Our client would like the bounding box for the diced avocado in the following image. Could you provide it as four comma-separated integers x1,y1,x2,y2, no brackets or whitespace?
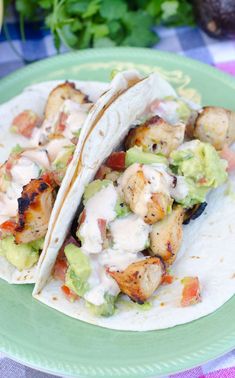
52,145,75,171
176,100,191,123
86,293,116,317
115,199,130,217
0,236,40,271
170,141,228,207
64,244,91,296
29,237,44,251
11,144,24,155
125,146,168,167
83,179,111,204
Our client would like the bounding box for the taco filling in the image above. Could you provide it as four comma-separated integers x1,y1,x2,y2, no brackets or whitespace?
53,109,228,315
0,82,92,272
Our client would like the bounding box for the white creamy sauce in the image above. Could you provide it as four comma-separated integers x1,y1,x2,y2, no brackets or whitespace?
150,163,188,201
45,138,73,162
110,214,150,253
151,100,180,125
29,99,90,147
171,175,188,201
62,100,91,140
22,149,50,170
0,156,41,223
79,184,118,254
100,249,147,273
84,265,120,306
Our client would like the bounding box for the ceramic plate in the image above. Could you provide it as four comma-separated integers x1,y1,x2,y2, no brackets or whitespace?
0,48,234,377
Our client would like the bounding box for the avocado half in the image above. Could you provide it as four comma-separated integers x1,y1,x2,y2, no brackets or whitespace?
193,0,235,38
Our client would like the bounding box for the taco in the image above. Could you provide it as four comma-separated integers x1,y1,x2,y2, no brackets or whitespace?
0,71,142,284
34,72,235,330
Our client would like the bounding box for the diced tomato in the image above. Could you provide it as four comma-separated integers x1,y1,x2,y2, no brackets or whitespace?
181,276,201,307
98,218,106,240
5,160,13,173
12,110,41,138
53,259,68,281
106,151,126,171
61,285,79,302
95,165,111,180
220,145,235,172
56,112,68,133
162,274,174,285
0,220,16,233
198,177,207,185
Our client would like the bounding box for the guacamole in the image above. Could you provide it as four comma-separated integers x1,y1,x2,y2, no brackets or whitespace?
170,140,228,207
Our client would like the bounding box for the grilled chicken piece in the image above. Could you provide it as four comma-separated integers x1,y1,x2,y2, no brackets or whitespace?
122,168,172,224
186,106,235,150
45,82,89,120
109,257,165,304
125,115,185,157
14,178,55,244
149,205,184,265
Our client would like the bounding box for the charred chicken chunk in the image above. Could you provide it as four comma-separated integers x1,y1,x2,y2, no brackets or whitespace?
149,206,184,265
120,165,172,224
125,115,185,157
45,82,89,120
109,257,165,304
187,106,235,150
14,178,55,244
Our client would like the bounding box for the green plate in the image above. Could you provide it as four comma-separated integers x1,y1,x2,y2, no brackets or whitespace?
0,48,234,378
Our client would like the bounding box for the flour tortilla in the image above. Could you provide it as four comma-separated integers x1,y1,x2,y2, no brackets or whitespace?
34,72,235,330
0,71,142,284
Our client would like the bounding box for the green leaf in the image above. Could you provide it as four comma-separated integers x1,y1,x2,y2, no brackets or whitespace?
60,24,79,47
66,0,89,15
91,23,109,38
146,0,162,17
71,19,83,32
93,37,116,47
100,0,127,20
15,0,38,18
161,1,179,21
53,31,61,51
121,10,158,47
122,10,154,31
79,22,93,48
121,28,158,47
82,0,101,18
38,0,53,10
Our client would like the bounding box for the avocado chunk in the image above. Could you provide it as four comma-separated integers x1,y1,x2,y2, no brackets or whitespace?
86,293,116,317
83,179,111,204
176,100,192,124
170,140,228,207
0,236,42,271
125,146,168,167
52,145,75,170
115,199,130,217
64,244,91,296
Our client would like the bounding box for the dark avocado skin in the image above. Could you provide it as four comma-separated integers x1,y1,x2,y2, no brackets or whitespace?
193,0,235,38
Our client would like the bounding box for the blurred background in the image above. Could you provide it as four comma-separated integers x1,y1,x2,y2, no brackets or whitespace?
0,0,235,78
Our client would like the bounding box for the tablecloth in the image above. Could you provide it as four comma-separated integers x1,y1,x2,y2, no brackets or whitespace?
0,16,235,378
